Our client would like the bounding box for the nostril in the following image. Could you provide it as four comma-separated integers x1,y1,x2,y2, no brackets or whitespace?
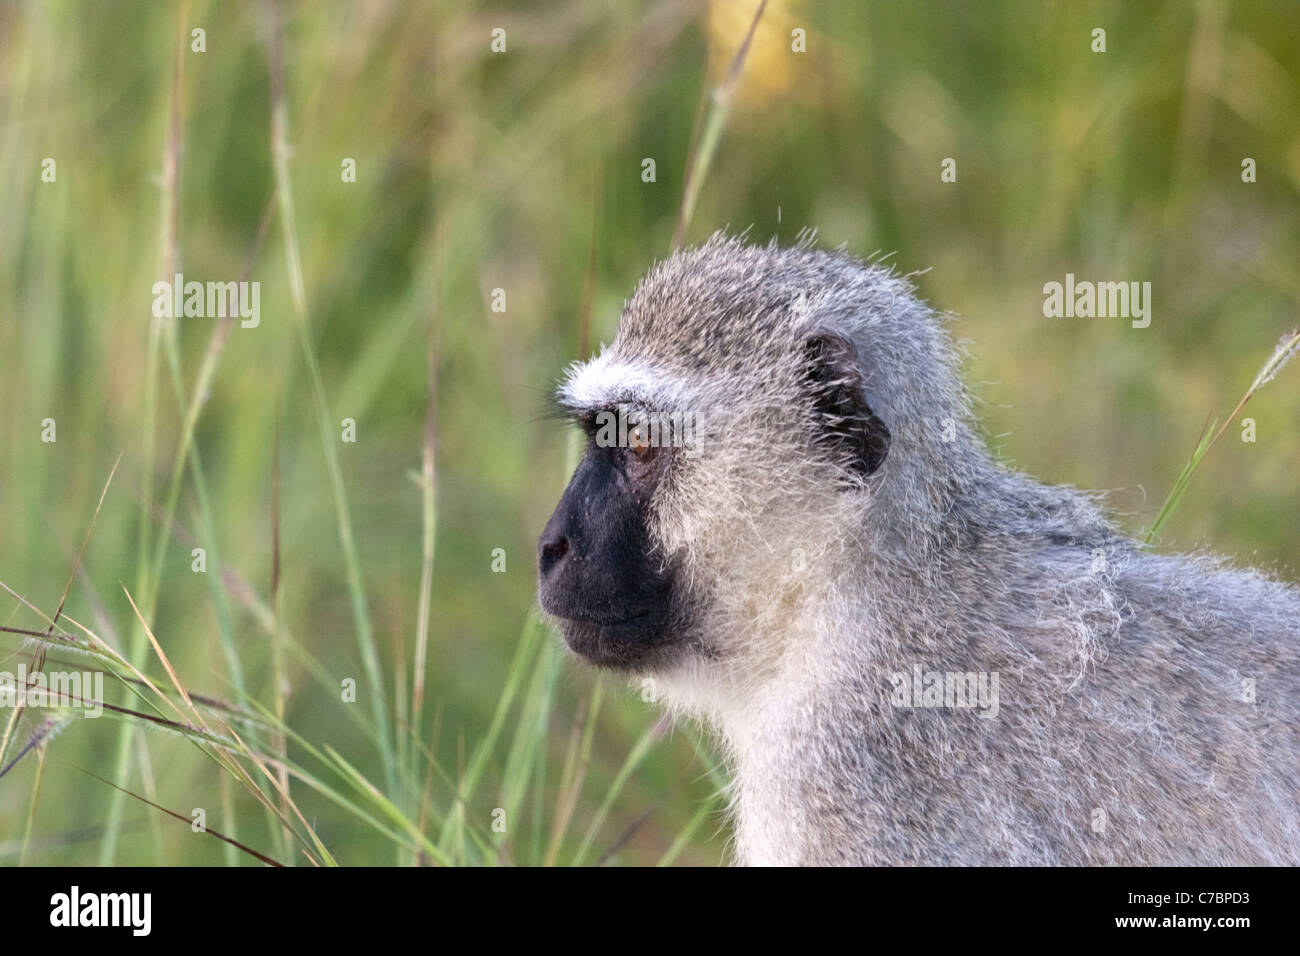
540,535,569,575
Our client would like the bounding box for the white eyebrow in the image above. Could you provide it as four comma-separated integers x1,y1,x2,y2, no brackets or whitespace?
558,351,683,409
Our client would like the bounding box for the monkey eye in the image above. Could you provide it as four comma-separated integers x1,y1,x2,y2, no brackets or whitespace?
620,422,664,477
628,423,653,455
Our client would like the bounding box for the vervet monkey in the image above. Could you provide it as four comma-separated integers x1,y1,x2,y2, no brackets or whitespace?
538,234,1300,865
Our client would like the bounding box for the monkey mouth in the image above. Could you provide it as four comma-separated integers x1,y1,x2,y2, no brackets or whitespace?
547,610,672,670
554,608,653,628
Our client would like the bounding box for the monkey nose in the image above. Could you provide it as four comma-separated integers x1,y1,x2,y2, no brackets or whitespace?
538,532,570,578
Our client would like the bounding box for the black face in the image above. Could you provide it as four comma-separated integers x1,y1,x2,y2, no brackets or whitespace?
537,420,680,670
540,332,889,671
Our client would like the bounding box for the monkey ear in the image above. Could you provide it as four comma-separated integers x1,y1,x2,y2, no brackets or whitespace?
802,332,891,477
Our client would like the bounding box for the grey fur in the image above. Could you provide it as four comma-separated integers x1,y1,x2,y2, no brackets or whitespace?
556,233,1300,866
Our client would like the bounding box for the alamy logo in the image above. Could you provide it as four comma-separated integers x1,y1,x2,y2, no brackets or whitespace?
889,664,1000,719
151,273,260,328
0,665,103,717
49,886,151,936
1042,273,1151,328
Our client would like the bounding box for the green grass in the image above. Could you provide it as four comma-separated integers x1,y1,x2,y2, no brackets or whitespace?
1,0,1297,866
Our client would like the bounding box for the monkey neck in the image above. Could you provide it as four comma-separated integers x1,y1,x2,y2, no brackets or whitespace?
657,457,1129,862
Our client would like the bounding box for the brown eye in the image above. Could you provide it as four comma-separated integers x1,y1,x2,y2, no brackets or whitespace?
629,424,653,455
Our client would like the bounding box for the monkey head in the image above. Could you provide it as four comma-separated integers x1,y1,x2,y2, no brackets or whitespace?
538,235,968,678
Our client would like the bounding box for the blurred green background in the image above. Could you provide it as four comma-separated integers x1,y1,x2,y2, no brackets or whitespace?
1,0,1297,865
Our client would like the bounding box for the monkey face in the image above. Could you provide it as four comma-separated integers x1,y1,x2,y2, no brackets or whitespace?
537,417,686,671
539,331,893,675
541,238,904,674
